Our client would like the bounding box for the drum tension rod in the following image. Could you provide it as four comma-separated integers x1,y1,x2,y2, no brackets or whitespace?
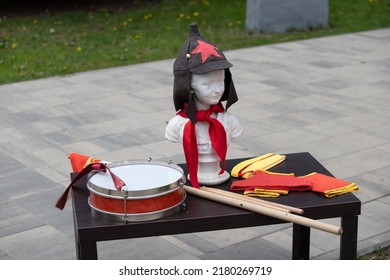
122,188,128,224
179,182,186,212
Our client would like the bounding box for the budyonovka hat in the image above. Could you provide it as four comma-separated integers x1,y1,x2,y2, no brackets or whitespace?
173,22,238,122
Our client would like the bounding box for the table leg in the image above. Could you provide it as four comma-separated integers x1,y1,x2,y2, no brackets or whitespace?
292,224,310,260
78,241,98,260
340,215,358,260
72,204,81,260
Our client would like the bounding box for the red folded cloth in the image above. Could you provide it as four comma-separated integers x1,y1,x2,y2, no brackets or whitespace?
56,153,122,210
300,172,359,197
68,152,102,172
230,170,313,192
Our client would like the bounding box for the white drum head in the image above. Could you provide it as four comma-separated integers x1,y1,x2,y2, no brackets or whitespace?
90,164,182,191
87,160,185,197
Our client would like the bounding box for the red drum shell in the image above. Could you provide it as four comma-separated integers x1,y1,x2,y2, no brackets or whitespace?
89,187,185,214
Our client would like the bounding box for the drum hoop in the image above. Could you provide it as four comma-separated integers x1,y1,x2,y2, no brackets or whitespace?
87,183,182,200
87,160,185,197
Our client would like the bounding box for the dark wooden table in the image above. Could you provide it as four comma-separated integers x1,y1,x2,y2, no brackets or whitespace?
70,152,361,260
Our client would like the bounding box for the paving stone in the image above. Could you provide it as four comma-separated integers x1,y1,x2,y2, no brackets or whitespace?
0,196,44,238
194,224,291,248
202,237,290,260
13,189,75,237
0,225,76,259
358,201,390,240
160,235,205,257
305,218,342,253
379,196,390,206
0,28,389,260
0,169,56,200
0,152,28,178
173,233,221,255
0,250,11,260
357,231,390,257
322,149,390,179
97,237,197,260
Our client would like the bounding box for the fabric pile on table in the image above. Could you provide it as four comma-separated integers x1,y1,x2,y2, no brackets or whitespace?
230,153,359,198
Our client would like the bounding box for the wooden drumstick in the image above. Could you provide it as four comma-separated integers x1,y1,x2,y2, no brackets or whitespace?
201,186,290,213
184,185,343,235
201,186,304,215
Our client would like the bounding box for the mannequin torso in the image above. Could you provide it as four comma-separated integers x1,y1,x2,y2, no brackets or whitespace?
165,70,243,185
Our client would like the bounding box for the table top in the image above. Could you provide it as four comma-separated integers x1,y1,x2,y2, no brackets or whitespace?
71,152,361,242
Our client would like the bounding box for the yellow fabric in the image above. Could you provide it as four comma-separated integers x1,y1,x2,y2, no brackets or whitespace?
231,153,286,178
261,170,294,176
322,184,359,197
244,188,289,198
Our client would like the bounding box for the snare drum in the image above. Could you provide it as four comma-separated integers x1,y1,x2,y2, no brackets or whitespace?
87,160,186,222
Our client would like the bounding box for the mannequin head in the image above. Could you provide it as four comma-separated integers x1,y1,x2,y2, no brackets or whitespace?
191,69,225,111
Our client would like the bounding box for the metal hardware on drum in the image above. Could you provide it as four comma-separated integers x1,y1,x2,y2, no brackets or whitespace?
178,181,186,212
179,201,187,212
122,188,128,223
86,160,187,223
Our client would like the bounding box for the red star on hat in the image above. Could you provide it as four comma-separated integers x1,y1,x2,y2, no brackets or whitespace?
191,40,221,63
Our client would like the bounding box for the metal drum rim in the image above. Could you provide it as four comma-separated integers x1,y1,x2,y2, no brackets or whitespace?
87,183,182,200
87,160,185,198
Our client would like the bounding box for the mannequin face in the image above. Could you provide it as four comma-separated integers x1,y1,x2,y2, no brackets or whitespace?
191,69,225,110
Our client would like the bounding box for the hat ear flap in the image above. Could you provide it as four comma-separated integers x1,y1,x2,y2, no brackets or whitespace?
223,68,238,110
173,70,192,112
186,89,197,123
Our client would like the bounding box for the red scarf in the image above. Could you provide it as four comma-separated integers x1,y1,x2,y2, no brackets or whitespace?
177,103,227,188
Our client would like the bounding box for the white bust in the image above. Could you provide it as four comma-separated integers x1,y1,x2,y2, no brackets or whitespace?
165,69,243,186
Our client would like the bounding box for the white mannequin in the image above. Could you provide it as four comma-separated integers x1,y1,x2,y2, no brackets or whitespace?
165,69,243,185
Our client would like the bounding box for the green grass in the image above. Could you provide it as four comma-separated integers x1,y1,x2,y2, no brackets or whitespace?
1,0,390,85
358,246,390,260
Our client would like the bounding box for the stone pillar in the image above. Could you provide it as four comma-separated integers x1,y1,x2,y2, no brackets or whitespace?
246,0,329,33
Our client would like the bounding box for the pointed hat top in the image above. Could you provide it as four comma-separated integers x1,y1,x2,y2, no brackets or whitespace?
174,22,232,74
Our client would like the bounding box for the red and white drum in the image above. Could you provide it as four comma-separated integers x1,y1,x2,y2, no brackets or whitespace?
87,160,186,222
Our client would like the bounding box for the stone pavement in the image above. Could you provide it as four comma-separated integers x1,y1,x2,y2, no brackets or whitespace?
1,28,389,260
